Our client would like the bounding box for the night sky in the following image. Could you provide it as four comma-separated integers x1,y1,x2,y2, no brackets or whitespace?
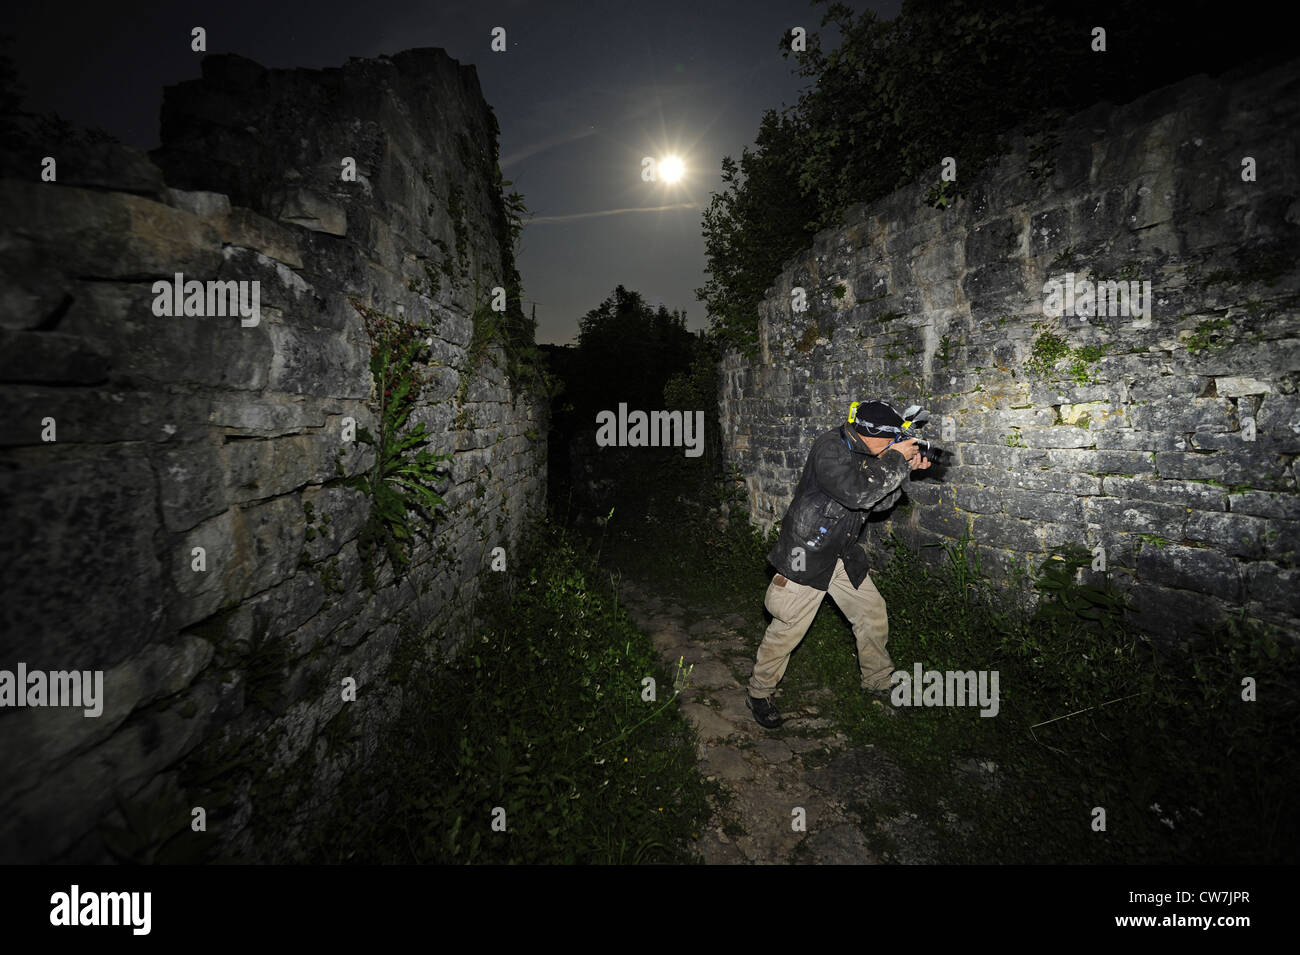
1,0,899,344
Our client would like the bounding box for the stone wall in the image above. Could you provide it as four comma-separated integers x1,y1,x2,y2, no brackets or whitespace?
720,59,1300,639
0,50,546,862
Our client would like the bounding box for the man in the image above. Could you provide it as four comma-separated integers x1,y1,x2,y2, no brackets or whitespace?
746,399,932,729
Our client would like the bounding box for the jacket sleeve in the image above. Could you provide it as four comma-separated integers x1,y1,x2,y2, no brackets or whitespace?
813,440,912,511
874,484,904,512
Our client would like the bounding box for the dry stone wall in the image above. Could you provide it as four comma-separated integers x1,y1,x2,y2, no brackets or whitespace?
720,60,1300,639
0,49,545,862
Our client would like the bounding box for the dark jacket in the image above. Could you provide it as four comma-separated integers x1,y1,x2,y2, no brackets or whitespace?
766,426,912,590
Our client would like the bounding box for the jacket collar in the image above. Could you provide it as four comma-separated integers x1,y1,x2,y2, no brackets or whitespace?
840,424,872,455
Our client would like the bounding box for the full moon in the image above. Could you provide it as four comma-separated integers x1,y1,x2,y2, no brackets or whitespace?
660,155,684,183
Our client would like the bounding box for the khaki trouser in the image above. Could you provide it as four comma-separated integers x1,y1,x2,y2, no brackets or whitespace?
748,558,892,698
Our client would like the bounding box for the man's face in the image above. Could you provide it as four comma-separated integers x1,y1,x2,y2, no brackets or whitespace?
860,433,893,456
847,425,892,455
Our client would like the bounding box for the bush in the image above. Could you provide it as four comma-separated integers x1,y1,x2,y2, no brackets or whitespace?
860,531,1300,863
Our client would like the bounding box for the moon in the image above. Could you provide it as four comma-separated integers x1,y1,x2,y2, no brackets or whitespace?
659,155,684,183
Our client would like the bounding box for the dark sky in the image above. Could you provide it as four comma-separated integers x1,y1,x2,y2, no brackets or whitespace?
1,0,899,344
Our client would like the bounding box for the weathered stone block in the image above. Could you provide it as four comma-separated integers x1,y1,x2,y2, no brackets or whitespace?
1085,497,1189,538
300,484,371,561
1006,468,1103,495
1214,376,1273,397
1154,449,1291,487
165,188,232,218
954,485,1004,514
222,208,305,269
1227,490,1300,521
205,395,336,436
1129,396,1236,432
0,633,212,798
1018,426,1097,449
1125,584,1230,638
1094,429,1183,452
62,281,274,392
1,446,167,669
1183,510,1277,559
1002,487,1083,524
958,444,1049,469
918,504,974,539
220,432,341,503
0,181,224,278
280,188,347,236
0,330,110,385
155,439,230,532
1243,562,1300,617
1045,448,1156,475
266,321,369,399
965,215,1019,265
1101,475,1227,511
972,513,1074,552
0,680,221,864
1136,543,1239,599
170,495,306,629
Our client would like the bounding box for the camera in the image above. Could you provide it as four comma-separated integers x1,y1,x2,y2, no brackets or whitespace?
894,405,946,470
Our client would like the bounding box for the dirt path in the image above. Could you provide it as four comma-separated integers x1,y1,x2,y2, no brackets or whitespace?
617,577,949,865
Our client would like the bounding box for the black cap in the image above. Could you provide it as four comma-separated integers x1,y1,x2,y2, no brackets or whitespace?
847,399,904,437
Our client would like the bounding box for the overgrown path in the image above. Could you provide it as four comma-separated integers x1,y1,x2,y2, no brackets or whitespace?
615,576,946,864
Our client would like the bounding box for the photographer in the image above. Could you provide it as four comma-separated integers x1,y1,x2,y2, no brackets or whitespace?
746,399,933,729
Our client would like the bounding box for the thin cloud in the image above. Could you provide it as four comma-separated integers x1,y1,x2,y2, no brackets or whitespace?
500,81,709,169
501,125,601,169
526,201,699,225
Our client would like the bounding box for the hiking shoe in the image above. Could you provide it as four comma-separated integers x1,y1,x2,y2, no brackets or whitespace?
865,686,904,717
746,694,782,729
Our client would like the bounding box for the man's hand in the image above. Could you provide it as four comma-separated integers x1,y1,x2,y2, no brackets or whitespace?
887,439,931,470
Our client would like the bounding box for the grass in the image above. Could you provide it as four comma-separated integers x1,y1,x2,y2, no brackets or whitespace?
598,477,1300,865
294,520,711,864
799,535,1298,863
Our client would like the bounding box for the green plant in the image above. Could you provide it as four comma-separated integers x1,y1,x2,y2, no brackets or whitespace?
1185,317,1233,355
1027,330,1106,383
938,334,954,368
1031,544,1131,632
924,179,958,209
423,260,442,298
446,179,470,274
1027,329,1071,378
1069,344,1107,383
1050,245,1080,271
348,298,452,588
